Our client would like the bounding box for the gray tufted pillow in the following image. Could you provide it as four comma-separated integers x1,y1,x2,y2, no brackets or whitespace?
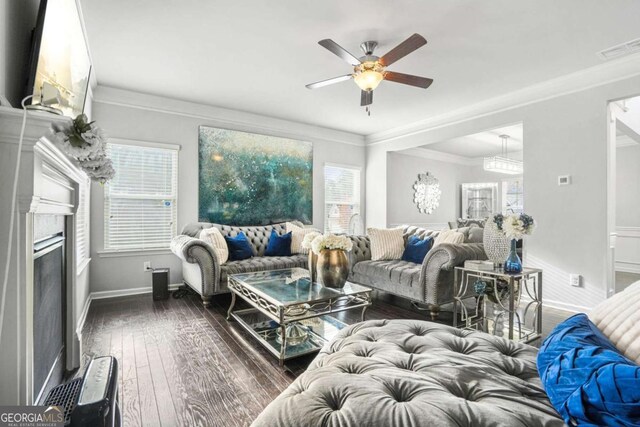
456,218,487,228
467,226,484,243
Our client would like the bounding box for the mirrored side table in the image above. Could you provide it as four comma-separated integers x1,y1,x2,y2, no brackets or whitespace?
453,266,543,343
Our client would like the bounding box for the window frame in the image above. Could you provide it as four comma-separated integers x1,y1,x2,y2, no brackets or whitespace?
103,139,180,252
76,175,91,270
323,162,362,234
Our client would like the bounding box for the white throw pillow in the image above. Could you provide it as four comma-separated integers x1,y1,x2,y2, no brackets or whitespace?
367,227,404,261
433,230,465,247
589,280,640,364
286,222,321,254
199,227,229,264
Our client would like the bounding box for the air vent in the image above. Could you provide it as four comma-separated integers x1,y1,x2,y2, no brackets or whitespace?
598,38,640,60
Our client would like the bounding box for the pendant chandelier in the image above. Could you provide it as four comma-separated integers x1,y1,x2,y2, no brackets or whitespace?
483,134,523,175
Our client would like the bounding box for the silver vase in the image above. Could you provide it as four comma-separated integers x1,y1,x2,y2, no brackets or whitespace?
483,221,510,266
316,249,349,288
308,251,318,282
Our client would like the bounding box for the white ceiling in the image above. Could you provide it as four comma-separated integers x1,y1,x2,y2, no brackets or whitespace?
425,124,523,158
80,0,640,136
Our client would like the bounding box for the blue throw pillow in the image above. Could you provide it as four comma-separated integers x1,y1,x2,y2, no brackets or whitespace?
537,314,640,426
264,230,292,257
225,232,253,261
401,235,433,264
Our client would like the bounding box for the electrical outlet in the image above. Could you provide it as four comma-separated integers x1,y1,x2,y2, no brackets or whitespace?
569,274,582,287
144,261,152,272
558,175,571,186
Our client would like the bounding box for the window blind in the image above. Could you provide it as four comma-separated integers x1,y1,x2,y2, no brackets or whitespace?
76,178,90,266
104,143,178,251
324,164,361,234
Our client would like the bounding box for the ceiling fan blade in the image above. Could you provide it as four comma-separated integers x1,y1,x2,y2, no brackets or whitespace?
384,71,433,89
379,33,427,66
305,74,353,89
360,90,373,106
318,39,361,66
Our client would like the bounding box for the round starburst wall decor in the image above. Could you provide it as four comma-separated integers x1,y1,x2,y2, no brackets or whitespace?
413,172,441,214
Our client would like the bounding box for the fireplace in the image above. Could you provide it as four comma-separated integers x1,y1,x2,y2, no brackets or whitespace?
33,215,67,403
0,108,89,405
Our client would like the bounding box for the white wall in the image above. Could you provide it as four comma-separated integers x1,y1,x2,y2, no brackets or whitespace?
366,74,640,312
386,152,466,228
615,143,640,274
386,151,523,228
89,86,365,293
0,0,40,107
616,144,640,227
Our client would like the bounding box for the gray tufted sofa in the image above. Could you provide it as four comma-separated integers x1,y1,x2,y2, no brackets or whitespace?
170,221,307,307
252,319,564,426
347,225,487,320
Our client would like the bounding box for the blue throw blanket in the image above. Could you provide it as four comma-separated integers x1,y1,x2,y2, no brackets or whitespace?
537,314,640,426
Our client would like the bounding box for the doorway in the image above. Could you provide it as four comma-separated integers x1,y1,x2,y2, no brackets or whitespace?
608,95,640,294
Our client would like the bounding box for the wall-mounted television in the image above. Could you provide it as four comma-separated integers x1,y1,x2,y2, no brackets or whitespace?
25,0,91,117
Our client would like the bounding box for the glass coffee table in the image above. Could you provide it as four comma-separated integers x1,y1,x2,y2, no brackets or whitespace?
226,268,372,366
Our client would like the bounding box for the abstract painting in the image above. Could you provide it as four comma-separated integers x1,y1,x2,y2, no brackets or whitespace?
198,126,313,225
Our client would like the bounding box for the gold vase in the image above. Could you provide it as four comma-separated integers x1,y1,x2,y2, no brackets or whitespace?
316,249,349,288
308,251,318,283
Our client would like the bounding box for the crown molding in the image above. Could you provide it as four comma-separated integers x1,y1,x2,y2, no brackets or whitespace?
398,146,525,166
366,52,640,146
397,147,478,165
93,86,366,147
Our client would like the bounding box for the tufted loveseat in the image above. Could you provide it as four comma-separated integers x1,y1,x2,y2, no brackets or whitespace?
252,319,564,426
170,221,307,307
347,225,487,320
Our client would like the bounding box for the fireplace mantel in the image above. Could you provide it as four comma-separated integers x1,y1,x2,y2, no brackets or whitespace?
0,107,91,405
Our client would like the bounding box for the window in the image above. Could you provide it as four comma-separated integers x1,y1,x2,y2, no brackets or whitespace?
502,178,524,214
104,143,178,251
324,164,361,234
76,177,90,267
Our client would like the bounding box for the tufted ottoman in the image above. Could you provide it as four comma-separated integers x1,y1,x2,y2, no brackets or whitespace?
252,319,564,426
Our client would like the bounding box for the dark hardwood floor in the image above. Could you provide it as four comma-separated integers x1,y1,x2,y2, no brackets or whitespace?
80,291,572,427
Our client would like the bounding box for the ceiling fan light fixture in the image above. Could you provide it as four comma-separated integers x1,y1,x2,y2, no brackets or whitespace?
354,70,383,91
353,62,384,91
307,34,432,108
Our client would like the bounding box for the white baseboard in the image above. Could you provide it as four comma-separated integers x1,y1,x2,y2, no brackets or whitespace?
542,298,592,314
521,296,592,314
76,283,183,333
616,262,640,274
75,295,93,335
91,283,182,300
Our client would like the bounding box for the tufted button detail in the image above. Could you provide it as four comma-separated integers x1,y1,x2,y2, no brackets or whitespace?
323,393,347,411
253,319,564,426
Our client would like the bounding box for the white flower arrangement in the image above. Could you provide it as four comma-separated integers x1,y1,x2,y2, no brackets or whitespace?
493,213,536,241
310,233,353,254
51,114,115,184
301,231,322,250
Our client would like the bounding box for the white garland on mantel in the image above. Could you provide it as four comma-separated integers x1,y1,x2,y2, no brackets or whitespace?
51,114,115,184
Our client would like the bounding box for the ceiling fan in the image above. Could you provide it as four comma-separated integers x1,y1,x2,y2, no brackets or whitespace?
306,33,433,115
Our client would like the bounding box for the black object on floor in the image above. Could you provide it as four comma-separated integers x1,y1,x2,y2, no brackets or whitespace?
172,284,197,299
152,268,170,300
44,356,120,426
